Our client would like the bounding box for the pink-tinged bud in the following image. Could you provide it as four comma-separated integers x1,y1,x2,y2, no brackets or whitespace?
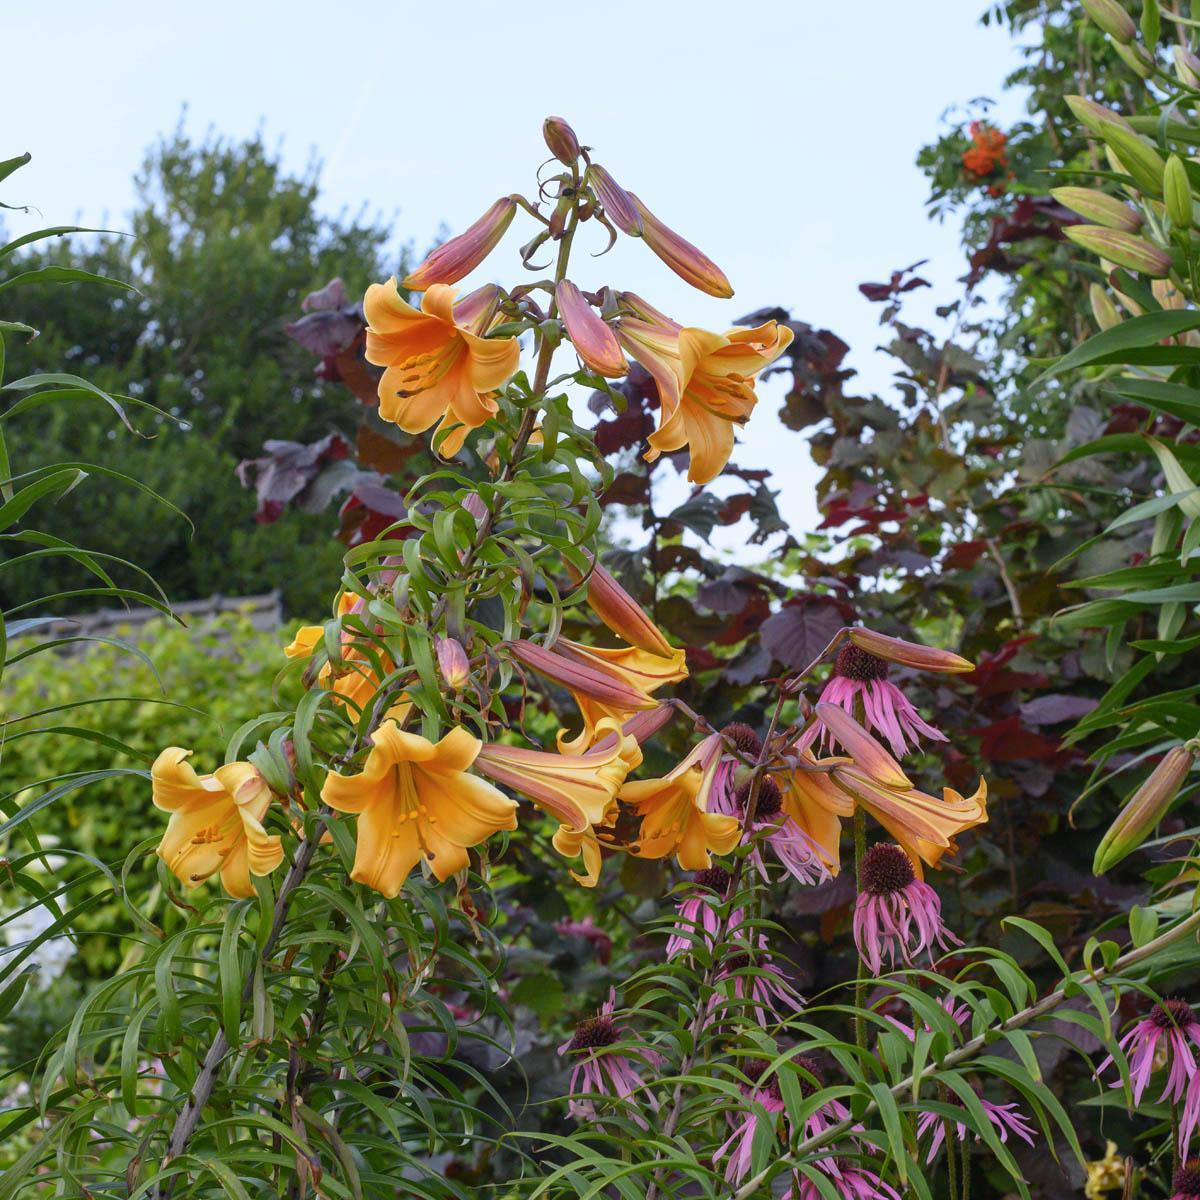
1064,225,1173,277
461,493,489,524
1176,45,1200,88
1081,0,1137,43
605,702,674,747
628,194,734,298
1066,95,1134,137
815,704,912,789
1093,745,1196,874
847,628,974,674
435,636,470,691
568,553,673,655
556,280,627,378
509,640,653,710
402,198,517,290
587,165,643,236
1050,186,1143,231
1112,40,1154,79
543,116,581,166
1089,283,1122,331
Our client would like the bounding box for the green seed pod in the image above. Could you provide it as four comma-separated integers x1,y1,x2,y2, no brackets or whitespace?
1166,155,1193,229
1081,0,1137,43
1093,745,1196,874
1051,186,1143,230
1065,225,1173,276
1101,124,1166,196
1089,283,1122,330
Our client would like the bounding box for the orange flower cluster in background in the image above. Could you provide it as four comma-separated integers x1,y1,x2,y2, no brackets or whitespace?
961,121,1010,194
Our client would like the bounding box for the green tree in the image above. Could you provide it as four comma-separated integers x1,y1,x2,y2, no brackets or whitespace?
1,121,403,615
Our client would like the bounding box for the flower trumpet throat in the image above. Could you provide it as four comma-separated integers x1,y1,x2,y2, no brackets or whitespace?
321,723,517,897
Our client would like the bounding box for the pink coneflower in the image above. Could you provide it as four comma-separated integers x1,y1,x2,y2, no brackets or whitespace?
1173,1160,1200,1199
785,1161,902,1200
710,935,805,1027
790,1054,851,1143
713,1061,785,1185
916,1096,1036,1162
797,644,946,760
854,844,960,974
733,776,831,887
1096,998,1200,1106
665,866,743,959
721,722,764,758
558,989,660,1126
885,994,972,1041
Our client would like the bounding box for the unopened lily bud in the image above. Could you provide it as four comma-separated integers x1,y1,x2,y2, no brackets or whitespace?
402,198,517,290
629,194,734,298
568,553,673,656
1089,283,1122,330
556,280,627,378
814,704,911,790
587,164,642,236
1101,124,1166,196
1065,225,1173,276
847,628,974,673
1066,95,1134,137
1166,155,1193,229
461,493,488,524
435,636,470,691
1081,0,1137,43
1176,45,1200,88
1093,745,1196,874
1050,186,1143,231
1112,40,1154,78
543,116,581,166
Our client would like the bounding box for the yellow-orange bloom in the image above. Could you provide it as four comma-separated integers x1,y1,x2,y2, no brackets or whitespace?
364,280,520,456
552,823,606,888
474,717,642,831
321,723,517,898
781,751,855,874
620,734,741,870
617,308,793,484
151,749,284,899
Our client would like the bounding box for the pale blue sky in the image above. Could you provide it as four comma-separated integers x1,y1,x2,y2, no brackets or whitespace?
2,1,1029,544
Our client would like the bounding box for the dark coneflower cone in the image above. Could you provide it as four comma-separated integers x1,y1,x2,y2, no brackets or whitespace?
1174,1160,1200,1196
721,722,763,757
1153,997,1198,1030
694,865,731,893
735,776,782,818
834,643,888,682
860,843,916,896
567,1015,617,1052
793,1054,825,1097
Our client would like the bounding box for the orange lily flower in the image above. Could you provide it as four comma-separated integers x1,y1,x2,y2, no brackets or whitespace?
152,749,284,899
552,823,606,888
364,280,520,456
781,750,855,874
321,722,517,898
617,304,793,485
619,734,741,870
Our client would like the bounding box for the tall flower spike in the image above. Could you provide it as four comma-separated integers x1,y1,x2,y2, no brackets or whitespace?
557,280,627,377
364,280,520,456
321,722,517,897
620,734,741,869
474,717,642,832
617,308,794,484
401,197,517,290
151,749,284,899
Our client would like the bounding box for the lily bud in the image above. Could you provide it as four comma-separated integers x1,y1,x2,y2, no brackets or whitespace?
435,636,470,691
1081,0,1137,43
587,164,642,236
568,553,674,656
1066,95,1134,137
1050,186,1143,231
847,628,975,673
1093,745,1196,874
1112,40,1154,79
543,116,581,166
509,640,654,711
1065,225,1173,277
556,280,627,378
1166,155,1193,229
630,194,734,298
1176,45,1200,89
1089,283,1122,330
1100,125,1166,196
402,198,517,290
814,704,911,790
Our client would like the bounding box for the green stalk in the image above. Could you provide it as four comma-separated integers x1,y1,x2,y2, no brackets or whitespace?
853,806,868,1056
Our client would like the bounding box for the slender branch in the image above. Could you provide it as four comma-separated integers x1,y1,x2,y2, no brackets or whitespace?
985,536,1024,629
730,906,1200,1200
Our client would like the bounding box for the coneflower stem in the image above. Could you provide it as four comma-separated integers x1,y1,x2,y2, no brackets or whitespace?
960,1137,971,1200
853,807,868,1056
940,1081,959,1198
